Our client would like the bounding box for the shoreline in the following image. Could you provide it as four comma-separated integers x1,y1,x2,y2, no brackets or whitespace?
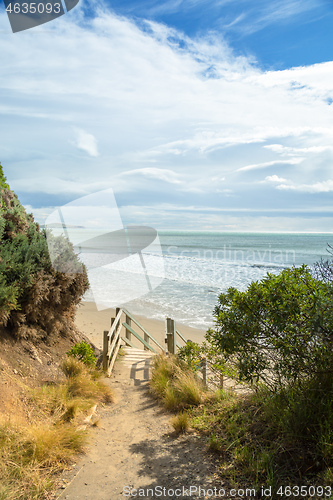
75,301,207,351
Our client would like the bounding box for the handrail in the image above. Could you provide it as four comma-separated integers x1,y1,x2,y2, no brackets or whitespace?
102,307,165,376
102,308,212,388
103,308,122,376
122,322,157,353
108,308,122,339
176,329,187,344
122,308,165,352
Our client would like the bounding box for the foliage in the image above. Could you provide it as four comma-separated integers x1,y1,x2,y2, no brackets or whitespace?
192,262,333,492
150,260,333,494
0,164,9,191
0,164,89,339
177,340,203,371
190,384,333,494
178,339,243,389
60,357,113,403
206,265,333,389
66,341,97,366
61,356,87,378
0,420,86,500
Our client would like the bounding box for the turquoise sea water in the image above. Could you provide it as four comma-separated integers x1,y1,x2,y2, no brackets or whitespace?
82,231,333,330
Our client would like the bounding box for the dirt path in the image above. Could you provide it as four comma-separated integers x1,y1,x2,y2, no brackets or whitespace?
56,350,225,500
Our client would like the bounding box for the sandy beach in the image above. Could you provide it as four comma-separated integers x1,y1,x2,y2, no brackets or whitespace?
75,301,207,352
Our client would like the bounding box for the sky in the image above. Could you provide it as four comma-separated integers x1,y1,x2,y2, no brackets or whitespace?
1,0,333,232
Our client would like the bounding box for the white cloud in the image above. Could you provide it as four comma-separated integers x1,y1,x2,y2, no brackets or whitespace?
237,158,304,172
264,144,333,156
265,175,288,183
277,180,333,193
73,128,99,157
120,168,182,184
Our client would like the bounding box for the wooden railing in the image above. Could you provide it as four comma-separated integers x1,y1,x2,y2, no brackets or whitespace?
165,317,187,354
102,307,166,376
102,307,122,376
102,308,217,387
122,308,165,354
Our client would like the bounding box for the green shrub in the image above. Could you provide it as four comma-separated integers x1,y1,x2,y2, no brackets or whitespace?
177,340,202,371
206,265,333,389
208,433,221,452
0,164,9,191
66,342,97,366
0,164,89,339
150,353,182,399
198,265,333,490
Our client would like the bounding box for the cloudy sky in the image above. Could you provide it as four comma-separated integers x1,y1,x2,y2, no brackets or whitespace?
1,0,333,232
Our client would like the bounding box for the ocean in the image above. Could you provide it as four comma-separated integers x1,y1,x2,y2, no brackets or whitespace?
78,231,333,330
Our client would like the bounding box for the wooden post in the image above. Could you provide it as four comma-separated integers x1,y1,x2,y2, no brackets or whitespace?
144,332,149,351
166,318,176,354
219,374,224,389
125,314,132,341
103,330,109,372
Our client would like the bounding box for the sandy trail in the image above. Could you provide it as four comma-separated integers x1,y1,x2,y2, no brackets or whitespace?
56,349,224,500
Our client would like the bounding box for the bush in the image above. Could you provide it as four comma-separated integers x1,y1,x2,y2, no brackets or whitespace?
177,340,203,371
200,264,333,490
0,164,89,339
313,244,333,285
206,265,333,389
66,341,97,366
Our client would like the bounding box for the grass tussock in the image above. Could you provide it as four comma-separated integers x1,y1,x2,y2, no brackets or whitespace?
0,357,114,500
150,353,205,411
171,411,190,435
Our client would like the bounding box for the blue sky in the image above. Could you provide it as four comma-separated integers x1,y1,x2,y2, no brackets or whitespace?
108,0,333,69
0,0,333,232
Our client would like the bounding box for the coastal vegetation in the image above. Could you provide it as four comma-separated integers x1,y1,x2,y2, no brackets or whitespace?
0,163,89,340
150,353,206,411
151,263,333,496
0,164,112,499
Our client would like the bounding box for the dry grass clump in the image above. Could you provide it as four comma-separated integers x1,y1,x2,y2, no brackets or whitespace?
32,358,114,423
150,353,205,411
62,358,114,405
61,356,86,378
0,357,114,499
171,411,190,435
0,418,86,500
